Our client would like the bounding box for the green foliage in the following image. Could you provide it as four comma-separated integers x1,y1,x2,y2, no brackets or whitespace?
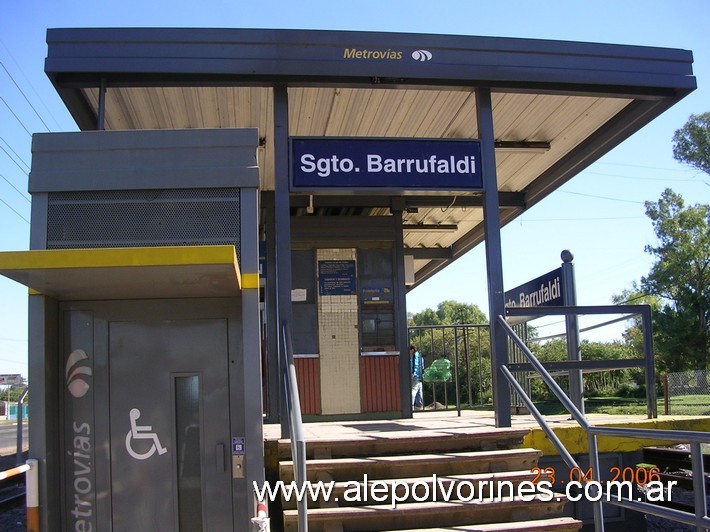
529,339,641,401
672,111,710,175
641,189,709,373
611,289,662,360
1,385,27,404
409,300,488,326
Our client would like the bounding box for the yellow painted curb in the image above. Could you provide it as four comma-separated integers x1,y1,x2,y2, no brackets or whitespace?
523,417,710,456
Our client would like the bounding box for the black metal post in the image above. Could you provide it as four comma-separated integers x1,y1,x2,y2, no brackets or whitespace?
477,88,511,427
464,328,472,407
263,192,280,424
642,305,657,418
392,201,412,418
561,250,584,415
477,327,483,406
454,326,461,416
274,85,294,438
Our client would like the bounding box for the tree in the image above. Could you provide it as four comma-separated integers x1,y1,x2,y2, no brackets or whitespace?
614,112,710,377
640,189,709,373
612,288,662,360
409,300,488,326
2,385,27,403
672,111,710,175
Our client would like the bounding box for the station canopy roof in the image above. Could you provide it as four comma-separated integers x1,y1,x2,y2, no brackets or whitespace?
43,28,696,287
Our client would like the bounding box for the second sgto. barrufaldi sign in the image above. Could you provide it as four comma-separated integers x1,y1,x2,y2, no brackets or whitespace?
290,138,482,191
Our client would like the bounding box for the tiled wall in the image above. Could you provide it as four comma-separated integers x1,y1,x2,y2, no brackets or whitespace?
316,248,361,415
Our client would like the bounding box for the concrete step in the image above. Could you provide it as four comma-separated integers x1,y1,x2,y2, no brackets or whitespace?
281,469,552,509
280,448,542,483
282,496,570,532
274,427,530,460
383,516,582,531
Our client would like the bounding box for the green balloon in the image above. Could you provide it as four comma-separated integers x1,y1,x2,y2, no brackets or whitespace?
423,358,452,383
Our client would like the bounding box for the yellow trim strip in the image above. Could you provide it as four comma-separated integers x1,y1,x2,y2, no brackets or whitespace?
0,245,243,299
0,245,238,270
241,273,260,289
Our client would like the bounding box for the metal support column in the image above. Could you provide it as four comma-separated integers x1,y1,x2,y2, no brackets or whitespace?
477,88,511,427
273,85,294,438
391,198,412,417
263,192,280,424
561,250,584,414
239,187,265,520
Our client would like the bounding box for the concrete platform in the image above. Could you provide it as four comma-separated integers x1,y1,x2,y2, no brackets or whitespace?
264,409,710,456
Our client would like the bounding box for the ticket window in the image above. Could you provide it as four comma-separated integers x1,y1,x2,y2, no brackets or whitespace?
358,249,396,353
360,305,395,351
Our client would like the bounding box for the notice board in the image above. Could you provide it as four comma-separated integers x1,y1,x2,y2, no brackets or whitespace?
318,260,356,296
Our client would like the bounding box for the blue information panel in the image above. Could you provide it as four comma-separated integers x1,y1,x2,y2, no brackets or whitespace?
318,260,357,296
291,138,482,191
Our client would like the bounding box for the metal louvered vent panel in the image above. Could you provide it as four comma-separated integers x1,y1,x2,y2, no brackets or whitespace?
46,188,241,259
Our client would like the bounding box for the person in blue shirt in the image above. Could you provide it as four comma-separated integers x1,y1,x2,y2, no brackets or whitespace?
410,345,425,410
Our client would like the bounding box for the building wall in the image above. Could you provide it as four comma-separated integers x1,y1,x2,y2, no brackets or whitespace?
316,248,361,415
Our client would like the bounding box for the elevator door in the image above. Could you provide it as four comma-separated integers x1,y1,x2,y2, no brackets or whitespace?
109,318,232,531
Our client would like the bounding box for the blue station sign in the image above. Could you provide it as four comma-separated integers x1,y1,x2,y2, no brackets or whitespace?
291,138,482,191
505,267,564,309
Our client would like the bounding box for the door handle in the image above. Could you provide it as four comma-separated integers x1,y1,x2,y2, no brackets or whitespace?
216,443,226,472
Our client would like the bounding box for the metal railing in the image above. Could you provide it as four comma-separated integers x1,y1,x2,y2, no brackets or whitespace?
0,459,38,528
506,305,657,418
281,320,308,531
498,314,710,532
408,324,491,413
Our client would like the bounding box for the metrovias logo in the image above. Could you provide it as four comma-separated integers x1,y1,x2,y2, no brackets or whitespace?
66,349,92,398
411,50,433,62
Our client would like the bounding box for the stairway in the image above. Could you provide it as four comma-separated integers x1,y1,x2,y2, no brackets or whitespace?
268,425,582,531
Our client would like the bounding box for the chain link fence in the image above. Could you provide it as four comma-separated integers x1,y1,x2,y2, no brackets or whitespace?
664,370,710,415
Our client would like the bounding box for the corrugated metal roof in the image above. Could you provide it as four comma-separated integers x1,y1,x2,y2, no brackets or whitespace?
44,28,695,286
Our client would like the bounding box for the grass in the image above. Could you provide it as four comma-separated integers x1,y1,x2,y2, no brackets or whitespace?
667,394,710,416
536,394,710,416
535,397,651,416
427,394,710,417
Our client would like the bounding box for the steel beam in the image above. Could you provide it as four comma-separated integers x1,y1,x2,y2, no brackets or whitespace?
273,85,294,438
478,88,511,427
288,193,525,209
404,248,452,260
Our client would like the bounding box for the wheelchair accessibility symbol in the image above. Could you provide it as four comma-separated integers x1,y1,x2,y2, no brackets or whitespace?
125,408,168,460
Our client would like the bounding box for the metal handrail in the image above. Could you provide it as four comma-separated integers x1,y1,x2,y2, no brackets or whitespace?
281,320,308,532
0,462,29,480
498,315,710,532
506,304,656,418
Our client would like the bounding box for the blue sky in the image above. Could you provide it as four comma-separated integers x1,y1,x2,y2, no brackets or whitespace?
0,1,709,378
